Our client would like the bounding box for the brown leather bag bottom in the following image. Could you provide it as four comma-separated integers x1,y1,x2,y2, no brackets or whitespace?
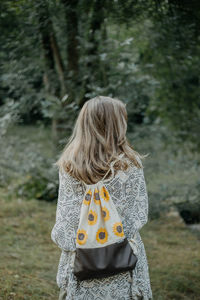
74,238,137,280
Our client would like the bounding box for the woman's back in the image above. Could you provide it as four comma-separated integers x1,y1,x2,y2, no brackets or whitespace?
51,157,152,299
51,96,152,299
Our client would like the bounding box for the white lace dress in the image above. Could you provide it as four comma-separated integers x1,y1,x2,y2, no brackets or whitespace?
51,159,153,300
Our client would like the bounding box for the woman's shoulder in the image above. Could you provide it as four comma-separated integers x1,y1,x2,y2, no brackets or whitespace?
59,166,77,180
59,167,84,190
124,154,143,172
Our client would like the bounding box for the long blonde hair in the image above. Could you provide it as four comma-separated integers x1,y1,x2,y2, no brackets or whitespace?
56,96,144,184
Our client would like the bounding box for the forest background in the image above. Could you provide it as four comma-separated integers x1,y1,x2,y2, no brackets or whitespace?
0,1,200,299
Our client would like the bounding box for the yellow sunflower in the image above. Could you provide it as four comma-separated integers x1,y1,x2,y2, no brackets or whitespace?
100,186,110,202
113,222,124,237
88,210,98,225
94,188,101,205
96,228,108,244
83,189,92,205
76,229,88,245
102,206,110,221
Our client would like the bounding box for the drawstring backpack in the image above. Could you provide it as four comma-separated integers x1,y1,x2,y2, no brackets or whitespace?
73,153,138,280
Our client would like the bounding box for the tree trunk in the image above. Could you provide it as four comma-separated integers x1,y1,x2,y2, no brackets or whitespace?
50,33,66,97
61,0,79,100
35,0,67,146
78,0,106,108
36,0,66,97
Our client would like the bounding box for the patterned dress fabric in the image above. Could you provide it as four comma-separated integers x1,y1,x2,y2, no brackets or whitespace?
51,158,153,300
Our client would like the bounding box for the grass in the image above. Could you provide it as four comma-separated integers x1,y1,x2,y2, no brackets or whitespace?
142,216,200,300
0,189,59,300
0,188,200,300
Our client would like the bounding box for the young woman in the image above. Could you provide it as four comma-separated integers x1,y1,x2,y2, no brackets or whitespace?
51,96,153,300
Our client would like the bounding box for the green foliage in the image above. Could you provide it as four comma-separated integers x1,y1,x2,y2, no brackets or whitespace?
1,1,200,221
0,124,55,191
142,2,200,150
16,170,58,202
1,0,199,151
127,124,200,221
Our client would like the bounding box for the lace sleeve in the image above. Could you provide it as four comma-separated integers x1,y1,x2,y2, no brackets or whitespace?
135,165,148,230
51,169,83,251
124,158,149,238
125,159,152,299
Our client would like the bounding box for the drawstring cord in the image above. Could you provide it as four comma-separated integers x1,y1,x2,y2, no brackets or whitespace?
81,153,125,188
101,153,125,182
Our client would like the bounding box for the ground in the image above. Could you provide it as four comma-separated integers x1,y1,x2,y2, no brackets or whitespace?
0,187,200,300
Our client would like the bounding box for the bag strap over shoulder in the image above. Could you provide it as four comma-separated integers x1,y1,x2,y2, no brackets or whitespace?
101,153,125,182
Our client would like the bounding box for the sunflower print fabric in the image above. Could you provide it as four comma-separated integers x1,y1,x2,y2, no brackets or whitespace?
94,188,101,205
100,186,110,202
83,189,92,205
88,210,97,225
102,206,110,221
113,222,124,237
75,182,126,249
96,228,108,244
76,229,88,245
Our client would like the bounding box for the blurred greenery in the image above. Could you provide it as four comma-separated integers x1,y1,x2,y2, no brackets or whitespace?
1,0,200,145
0,0,200,298
0,0,200,222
